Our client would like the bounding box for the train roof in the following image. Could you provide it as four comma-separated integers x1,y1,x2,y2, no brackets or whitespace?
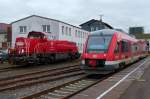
90,29,138,42
91,29,117,35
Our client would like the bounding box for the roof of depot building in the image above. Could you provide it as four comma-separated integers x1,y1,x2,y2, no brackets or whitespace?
11,15,87,31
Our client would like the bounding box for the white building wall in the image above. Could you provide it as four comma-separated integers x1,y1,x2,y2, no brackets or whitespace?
12,16,59,47
58,22,89,53
12,17,34,47
58,23,74,41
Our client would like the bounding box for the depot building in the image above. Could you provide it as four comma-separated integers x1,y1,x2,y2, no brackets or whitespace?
11,15,89,53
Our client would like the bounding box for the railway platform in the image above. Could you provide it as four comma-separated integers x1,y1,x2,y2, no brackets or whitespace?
71,57,150,99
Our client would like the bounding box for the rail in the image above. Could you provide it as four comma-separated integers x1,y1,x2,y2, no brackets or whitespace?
0,65,83,92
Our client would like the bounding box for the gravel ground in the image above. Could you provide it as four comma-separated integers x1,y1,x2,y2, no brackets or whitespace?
0,59,80,80
0,74,85,99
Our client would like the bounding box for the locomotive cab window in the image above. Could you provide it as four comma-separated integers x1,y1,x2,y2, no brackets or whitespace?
86,34,112,53
28,32,45,39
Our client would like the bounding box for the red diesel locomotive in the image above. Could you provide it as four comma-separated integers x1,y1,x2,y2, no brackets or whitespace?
81,29,148,74
9,31,79,65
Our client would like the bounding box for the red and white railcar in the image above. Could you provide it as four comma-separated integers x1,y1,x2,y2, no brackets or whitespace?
81,29,147,74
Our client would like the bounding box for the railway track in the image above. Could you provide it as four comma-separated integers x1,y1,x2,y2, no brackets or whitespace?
0,64,84,92
21,74,113,99
0,66,21,73
0,59,80,73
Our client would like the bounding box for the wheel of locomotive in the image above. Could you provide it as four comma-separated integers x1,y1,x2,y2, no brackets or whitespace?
75,52,80,59
8,57,14,65
68,53,73,60
50,54,55,63
0,59,3,64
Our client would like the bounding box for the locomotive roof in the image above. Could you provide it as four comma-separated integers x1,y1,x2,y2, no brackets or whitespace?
16,31,50,38
90,29,138,42
29,31,48,35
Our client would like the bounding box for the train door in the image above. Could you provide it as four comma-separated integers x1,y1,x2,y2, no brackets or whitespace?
127,41,132,64
131,43,139,61
121,40,130,65
114,42,120,60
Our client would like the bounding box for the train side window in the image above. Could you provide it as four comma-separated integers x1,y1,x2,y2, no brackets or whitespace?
135,45,138,52
135,46,138,51
115,42,119,53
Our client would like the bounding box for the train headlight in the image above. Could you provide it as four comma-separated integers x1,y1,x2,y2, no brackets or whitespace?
81,60,85,64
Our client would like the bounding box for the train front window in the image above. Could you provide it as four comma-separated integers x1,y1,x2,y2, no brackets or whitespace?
86,35,112,53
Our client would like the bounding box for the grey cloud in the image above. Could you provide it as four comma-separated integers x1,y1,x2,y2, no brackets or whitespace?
0,0,150,32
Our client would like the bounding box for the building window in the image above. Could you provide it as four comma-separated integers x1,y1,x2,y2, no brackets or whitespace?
42,25,50,33
66,27,68,35
82,32,84,38
91,27,95,31
85,32,86,38
78,31,80,38
69,28,71,36
96,27,99,30
75,30,77,37
19,26,27,33
80,31,82,38
85,33,87,38
81,32,83,38
86,33,88,38
62,26,64,35
4,35,7,39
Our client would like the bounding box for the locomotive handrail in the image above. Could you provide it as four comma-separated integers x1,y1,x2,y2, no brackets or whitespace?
35,43,41,54
34,43,42,54
24,39,30,56
34,43,39,54
35,42,47,55
28,40,30,56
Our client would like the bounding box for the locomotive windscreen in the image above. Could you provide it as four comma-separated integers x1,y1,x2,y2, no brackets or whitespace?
86,35,112,53
28,32,45,39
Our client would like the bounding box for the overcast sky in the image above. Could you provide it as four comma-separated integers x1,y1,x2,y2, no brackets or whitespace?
0,0,150,33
